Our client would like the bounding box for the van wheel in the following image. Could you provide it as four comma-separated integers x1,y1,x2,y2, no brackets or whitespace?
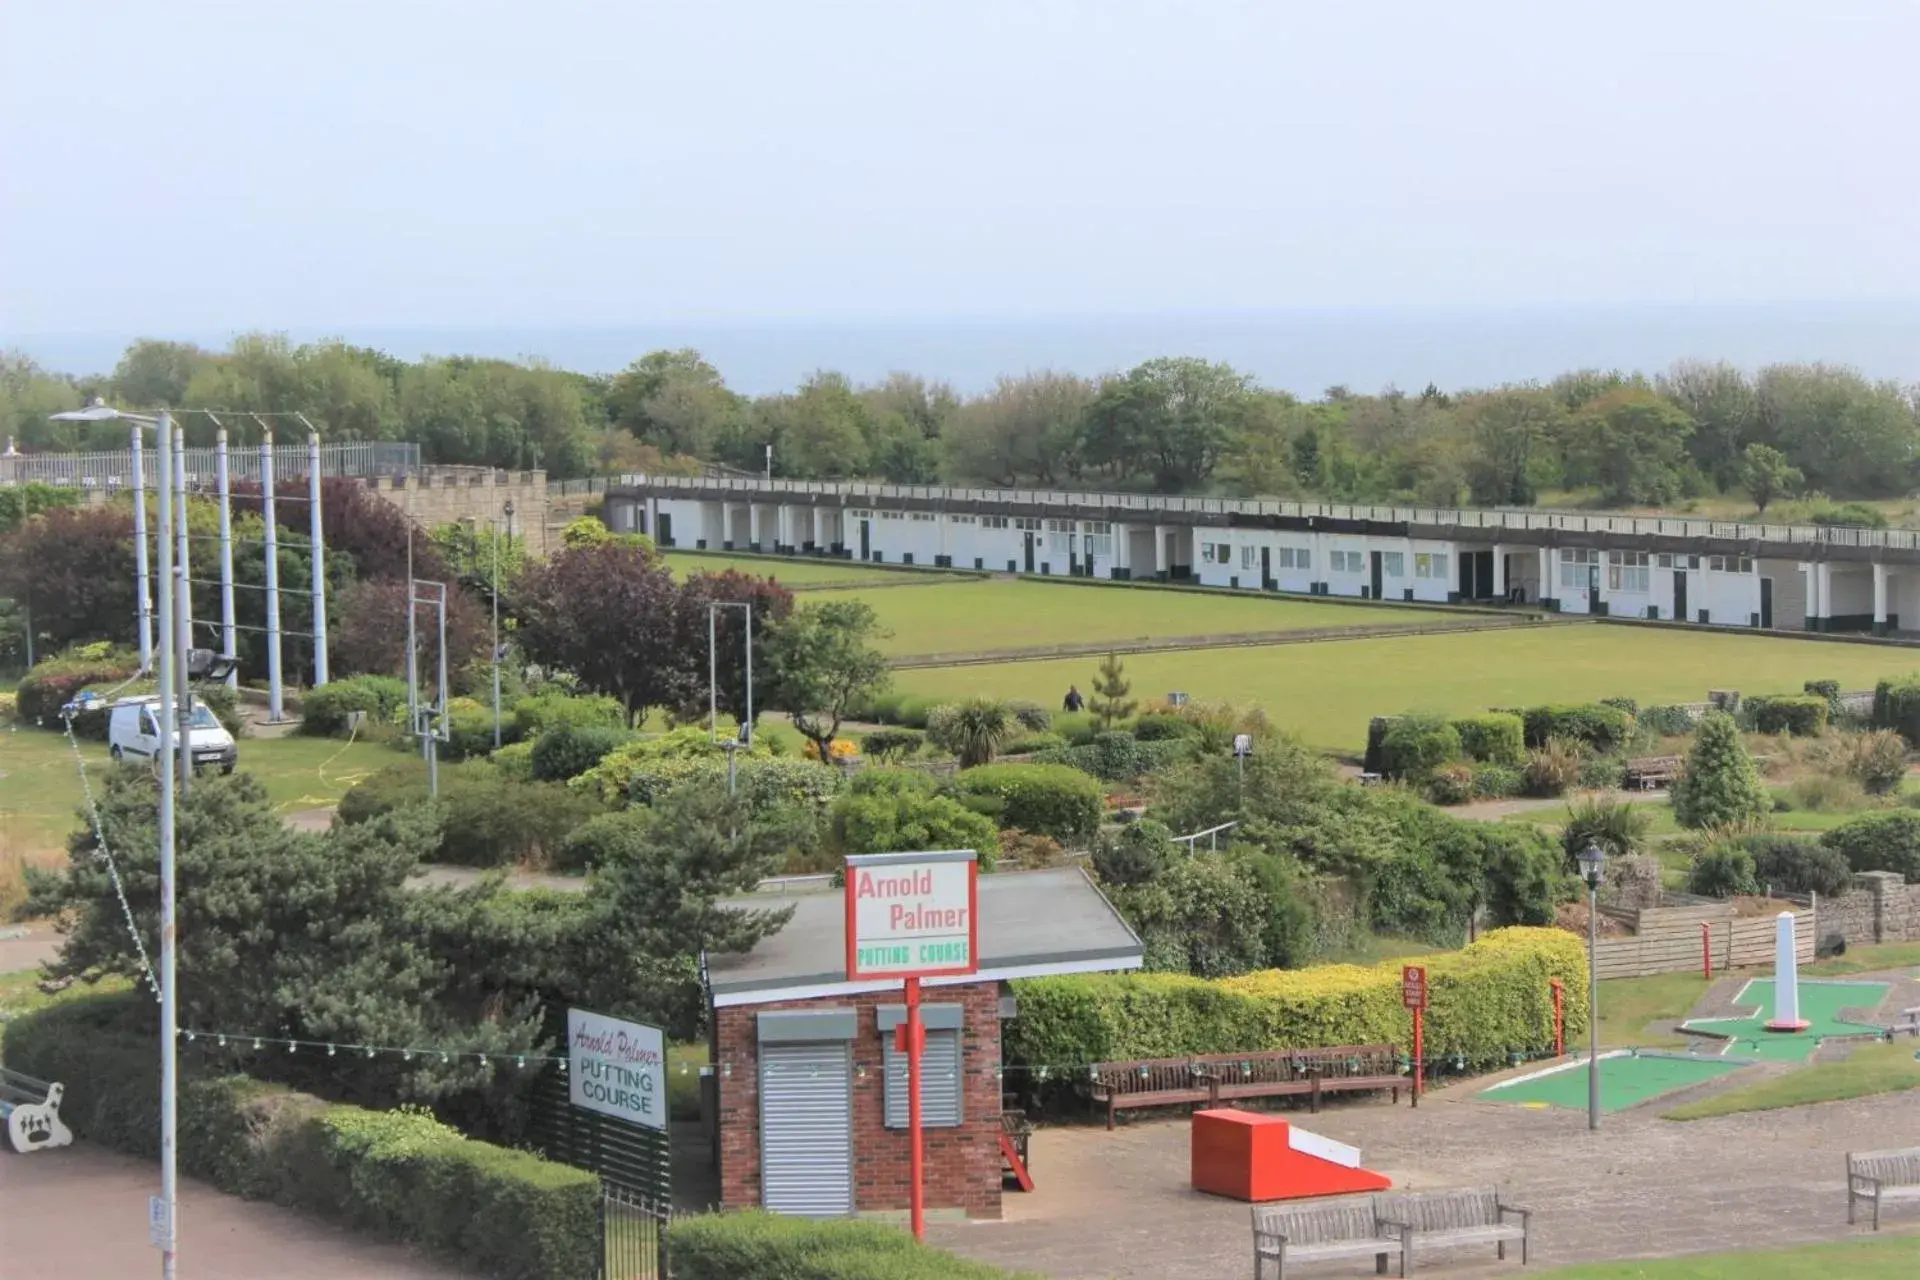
220,764,235,776
110,746,124,762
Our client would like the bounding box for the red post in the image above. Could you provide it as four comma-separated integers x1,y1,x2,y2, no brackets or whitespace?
1402,965,1428,1108
905,975,925,1242
1551,978,1565,1058
1701,922,1712,980
1412,1007,1424,1108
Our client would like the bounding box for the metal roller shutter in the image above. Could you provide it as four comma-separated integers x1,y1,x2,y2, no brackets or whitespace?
882,1029,963,1128
760,1041,853,1216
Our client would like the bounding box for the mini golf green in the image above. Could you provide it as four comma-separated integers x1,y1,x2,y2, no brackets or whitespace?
1478,1052,1747,1112
1682,980,1891,1062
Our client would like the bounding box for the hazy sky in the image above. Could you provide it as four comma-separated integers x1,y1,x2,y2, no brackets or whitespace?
3,1,1916,336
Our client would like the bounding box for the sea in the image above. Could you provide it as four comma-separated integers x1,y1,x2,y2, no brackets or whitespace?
8,301,1919,396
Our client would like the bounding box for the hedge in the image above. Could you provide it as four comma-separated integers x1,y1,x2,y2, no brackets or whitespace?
511,689,627,738
529,723,631,781
1745,694,1828,737
1511,703,1635,753
1450,713,1525,767
1378,714,1462,781
300,675,408,737
949,763,1104,842
1033,731,1193,781
1821,810,1920,881
16,646,142,729
669,1212,1043,1280
3,992,598,1280
1003,927,1588,1081
1871,677,1920,746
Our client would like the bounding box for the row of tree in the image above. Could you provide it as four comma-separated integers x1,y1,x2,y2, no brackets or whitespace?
5,338,1917,505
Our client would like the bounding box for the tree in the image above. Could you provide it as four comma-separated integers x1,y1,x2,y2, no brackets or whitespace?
110,339,214,408
752,372,871,478
827,770,998,865
926,697,1020,768
1110,853,1271,977
1670,710,1770,830
0,505,136,653
1080,358,1255,489
1661,360,1758,488
1569,388,1696,505
328,575,490,686
1087,652,1136,729
1738,443,1803,513
1459,389,1566,506
513,541,688,722
761,599,891,760
860,373,953,483
673,569,796,726
605,349,736,456
1755,364,1919,497
943,371,1092,486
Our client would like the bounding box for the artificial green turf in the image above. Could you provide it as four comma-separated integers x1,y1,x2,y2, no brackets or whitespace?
663,550,926,587
838,579,1456,658
1663,1039,1920,1120
1533,1235,1920,1278
1477,1052,1745,1112
1682,979,1891,1061
892,624,1914,750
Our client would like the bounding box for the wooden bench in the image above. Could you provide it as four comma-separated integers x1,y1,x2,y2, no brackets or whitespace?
1000,1109,1034,1191
1847,1148,1920,1230
1090,1056,1209,1130
1252,1198,1407,1280
1892,1007,1920,1039
1195,1045,1403,1114
1,1067,73,1155
1624,756,1681,790
1375,1188,1530,1268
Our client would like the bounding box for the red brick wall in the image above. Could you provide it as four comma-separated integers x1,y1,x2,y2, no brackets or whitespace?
714,981,1003,1220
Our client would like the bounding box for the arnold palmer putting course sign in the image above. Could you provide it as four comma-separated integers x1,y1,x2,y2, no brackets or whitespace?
845,849,981,980
567,1007,667,1129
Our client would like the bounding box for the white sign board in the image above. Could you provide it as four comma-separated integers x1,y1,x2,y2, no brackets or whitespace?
148,1194,173,1249
845,849,980,980
567,1007,667,1130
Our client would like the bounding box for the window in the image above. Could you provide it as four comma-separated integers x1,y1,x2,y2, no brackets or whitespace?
1201,542,1232,565
1241,545,1259,571
952,515,976,525
1608,551,1650,593
1414,552,1450,580
909,512,935,522
849,509,872,520
879,1008,962,1129
1382,552,1405,579
1082,521,1110,535
1294,547,1311,570
1014,517,1042,531
1046,519,1074,554
1083,522,1114,558
880,510,903,521
1330,549,1361,573
1709,556,1755,574
1276,546,1298,569
1558,547,1597,590
981,515,1008,529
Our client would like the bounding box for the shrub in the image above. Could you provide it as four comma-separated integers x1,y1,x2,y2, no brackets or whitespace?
1787,773,1869,814
1004,927,1588,1088
949,764,1103,843
1092,819,1175,887
1362,716,1398,775
1133,712,1203,742
1561,793,1652,861
1514,703,1635,753
300,675,409,737
1577,754,1627,790
1686,845,1760,898
1449,713,1525,767
828,771,998,868
1425,763,1475,806
1113,852,1272,977
1637,704,1698,736
998,829,1068,869
16,646,142,728
1598,696,1638,716
1004,731,1068,756
1523,738,1585,797
511,689,627,737
1746,694,1829,737
529,724,632,782
1871,676,1920,746
3,993,599,1280
1742,834,1855,899
335,762,432,826
1670,711,1770,830
668,1211,1041,1280
1378,713,1463,782
1821,810,1920,880
1007,700,1052,733
441,773,605,867
618,754,840,812
1053,710,1100,745
1843,729,1909,795
1597,853,1666,911
574,727,772,801
1804,679,1842,709
926,697,1021,767
441,700,523,761
860,727,924,763
491,740,535,780
1470,764,1524,799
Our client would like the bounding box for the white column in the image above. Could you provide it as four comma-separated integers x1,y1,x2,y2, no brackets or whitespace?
215,428,236,687
1538,547,1552,607
1816,561,1832,630
308,432,328,687
130,422,153,669
1874,562,1888,632
1311,530,1326,592
1492,543,1507,599
261,435,283,721
1113,522,1130,576
1154,524,1168,577
748,504,762,551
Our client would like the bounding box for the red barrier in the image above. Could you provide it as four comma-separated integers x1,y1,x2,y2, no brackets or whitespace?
1550,978,1566,1058
1702,922,1713,980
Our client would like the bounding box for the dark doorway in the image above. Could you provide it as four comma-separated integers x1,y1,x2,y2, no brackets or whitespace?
1588,565,1601,612
1673,571,1688,624
657,512,672,547
1369,551,1383,600
859,519,871,562
1760,576,1774,628
1260,546,1273,590
1023,531,1036,573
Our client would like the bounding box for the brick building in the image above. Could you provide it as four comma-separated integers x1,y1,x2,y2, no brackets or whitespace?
704,867,1141,1220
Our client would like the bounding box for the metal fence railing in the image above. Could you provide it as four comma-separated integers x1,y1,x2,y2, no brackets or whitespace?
0,441,420,488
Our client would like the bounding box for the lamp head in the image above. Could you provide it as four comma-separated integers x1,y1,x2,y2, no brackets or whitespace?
1576,840,1606,888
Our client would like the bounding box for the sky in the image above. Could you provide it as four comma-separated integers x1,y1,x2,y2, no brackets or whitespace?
2,0,1917,339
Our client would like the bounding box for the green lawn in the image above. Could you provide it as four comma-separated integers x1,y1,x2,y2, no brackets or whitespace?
837,580,1457,659
1534,1236,1919,1278
1663,1039,1920,1120
1321,935,1442,967
663,550,934,588
1596,972,1714,1048
893,624,1909,750
1806,941,1920,977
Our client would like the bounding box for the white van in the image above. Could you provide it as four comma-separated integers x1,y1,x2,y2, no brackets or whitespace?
107,696,238,774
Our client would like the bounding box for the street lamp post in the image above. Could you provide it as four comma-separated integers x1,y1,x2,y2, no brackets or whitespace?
491,501,514,750
707,601,754,795
1576,839,1607,1132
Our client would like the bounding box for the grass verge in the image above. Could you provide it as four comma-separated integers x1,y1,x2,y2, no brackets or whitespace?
1534,1234,1920,1277
1662,1039,1920,1120
1596,972,1712,1049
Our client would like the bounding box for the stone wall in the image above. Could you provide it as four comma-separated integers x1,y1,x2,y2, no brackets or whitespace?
1818,872,1920,948
359,467,550,558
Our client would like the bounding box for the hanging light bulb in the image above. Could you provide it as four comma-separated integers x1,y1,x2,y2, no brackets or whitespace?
286,1040,297,1053
327,1044,337,1058
252,1038,263,1051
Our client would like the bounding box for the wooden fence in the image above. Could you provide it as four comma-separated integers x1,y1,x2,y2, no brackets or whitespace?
1590,901,1814,981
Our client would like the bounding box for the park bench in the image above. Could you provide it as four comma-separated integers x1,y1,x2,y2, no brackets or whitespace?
1624,756,1682,790
1090,1056,1210,1129
1375,1187,1530,1268
1,1068,73,1155
1847,1148,1920,1231
1252,1198,1407,1280
1193,1045,1403,1114
1892,1007,1920,1038
1000,1108,1034,1191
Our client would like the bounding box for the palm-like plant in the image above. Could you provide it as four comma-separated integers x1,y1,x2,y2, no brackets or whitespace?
927,697,1019,768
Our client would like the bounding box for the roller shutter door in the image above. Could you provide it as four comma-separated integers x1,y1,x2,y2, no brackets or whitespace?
760,1041,853,1216
882,1029,963,1128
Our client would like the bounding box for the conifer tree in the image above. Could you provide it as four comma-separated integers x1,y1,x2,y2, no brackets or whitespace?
1088,651,1137,730
1671,709,1769,829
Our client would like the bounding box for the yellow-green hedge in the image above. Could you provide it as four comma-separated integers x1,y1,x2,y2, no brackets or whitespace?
1005,927,1587,1075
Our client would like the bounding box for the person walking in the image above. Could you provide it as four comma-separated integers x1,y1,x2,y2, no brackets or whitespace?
1062,684,1084,712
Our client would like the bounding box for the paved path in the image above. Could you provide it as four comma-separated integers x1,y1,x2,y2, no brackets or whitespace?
929,1081,1920,1278
0,1143,474,1280
0,928,60,975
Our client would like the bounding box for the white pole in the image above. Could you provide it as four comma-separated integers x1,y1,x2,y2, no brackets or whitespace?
307,431,328,686
490,521,501,750
215,428,237,688
1587,879,1601,1131
130,421,153,669
261,435,284,721
153,412,180,1279
1767,911,1808,1031
172,424,193,793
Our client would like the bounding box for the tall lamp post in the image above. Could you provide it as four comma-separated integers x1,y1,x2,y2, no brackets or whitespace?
1576,839,1606,1132
49,401,181,1276
707,601,754,794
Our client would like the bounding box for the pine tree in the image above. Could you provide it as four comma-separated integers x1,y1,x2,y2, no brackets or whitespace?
1088,651,1137,730
1671,710,1770,829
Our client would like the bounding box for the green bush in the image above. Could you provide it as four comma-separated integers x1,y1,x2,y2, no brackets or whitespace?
860,693,940,729
1746,694,1829,737
335,761,432,826
442,701,523,760
1424,763,1475,806
1005,730,1068,756
1004,927,1588,1087
1845,729,1909,795
3,993,598,1280
1637,704,1698,736
1470,764,1524,799
1598,696,1639,716
860,727,924,762
669,1212,1042,1280
622,754,840,812
1561,793,1652,860
1742,834,1855,899
1514,703,1635,753
1804,679,1842,711
829,770,998,868
950,764,1103,843
1450,713,1525,767
16,646,142,730
1577,754,1627,790
510,689,627,737
1378,714,1463,782
1686,845,1760,898
1671,710,1770,829
1872,676,1920,746
529,724,631,782
1035,731,1194,781
1007,700,1052,732
1091,820,1174,887
1523,738,1585,797
1132,712,1202,742
1053,710,1100,745
1821,810,1920,881
440,773,604,867
300,675,409,737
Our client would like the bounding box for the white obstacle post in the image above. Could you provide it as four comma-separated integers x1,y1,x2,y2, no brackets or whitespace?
1766,910,1809,1031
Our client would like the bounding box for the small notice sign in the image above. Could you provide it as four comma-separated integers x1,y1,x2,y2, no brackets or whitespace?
1401,965,1428,1011
148,1195,173,1249
845,849,980,980
567,1007,667,1130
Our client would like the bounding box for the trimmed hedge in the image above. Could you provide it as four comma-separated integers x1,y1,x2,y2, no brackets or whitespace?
3,993,598,1280
1511,703,1635,753
300,675,408,737
1004,927,1588,1079
1746,694,1828,737
16,646,142,729
1450,713,1525,767
1033,731,1193,781
1742,834,1855,899
511,689,627,738
950,763,1104,842
1871,676,1920,746
1821,810,1920,881
529,723,631,781
669,1212,1043,1280
1377,714,1462,782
